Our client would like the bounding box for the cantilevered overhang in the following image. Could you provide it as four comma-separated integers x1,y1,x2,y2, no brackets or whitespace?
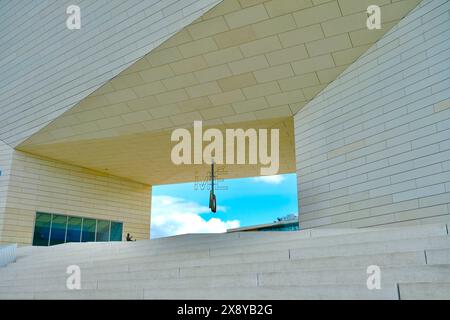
18,117,295,185
17,0,422,185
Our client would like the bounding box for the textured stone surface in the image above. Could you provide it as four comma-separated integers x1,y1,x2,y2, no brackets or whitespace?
294,0,450,228
0,223,449,299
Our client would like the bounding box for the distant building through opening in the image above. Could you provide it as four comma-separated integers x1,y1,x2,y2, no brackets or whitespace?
227,214,299,233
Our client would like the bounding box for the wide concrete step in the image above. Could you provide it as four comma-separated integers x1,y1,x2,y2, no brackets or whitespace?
290,236,450,259
7,234,450,277
209,224,449,257
426,248,450,264
127,224,441,251
180,250,428,278
142,284,400,300
398,282,450,299
0,266,179,287
0,250,429,285
0,273,258,293
3,235,449,279
8,224,449,269
2,224,449,300
5,284,399,300
2,263,449,294
258,265,450,287
158,224,448,259
0,250,428,283
3,248,289,276
15,224,448,265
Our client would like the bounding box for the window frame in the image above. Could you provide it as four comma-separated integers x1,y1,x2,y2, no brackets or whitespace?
32,212,123,246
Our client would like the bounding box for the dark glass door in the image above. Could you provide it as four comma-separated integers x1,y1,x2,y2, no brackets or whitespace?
32,212,52,246
66,216,82,242
81,218,96,242
110,221,123,241
49,215,68,245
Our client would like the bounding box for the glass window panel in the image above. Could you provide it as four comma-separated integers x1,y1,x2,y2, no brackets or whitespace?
33,213,123,245
32,212,52,246
110,222,123,241
49,214,68,246
81,218,96,242
66,216,82,243
96,220,110,242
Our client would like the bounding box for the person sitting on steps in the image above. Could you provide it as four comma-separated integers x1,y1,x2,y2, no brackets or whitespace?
126,233,135,242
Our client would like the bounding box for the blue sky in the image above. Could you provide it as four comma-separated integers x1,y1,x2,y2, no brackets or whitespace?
150,173,298,238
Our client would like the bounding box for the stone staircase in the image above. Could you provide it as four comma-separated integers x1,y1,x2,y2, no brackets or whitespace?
0,223,449,299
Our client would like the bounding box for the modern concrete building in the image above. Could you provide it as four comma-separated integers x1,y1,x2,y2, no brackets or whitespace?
0,0,449,248
228,214,299,232
0,0,449,300
228,220,299,232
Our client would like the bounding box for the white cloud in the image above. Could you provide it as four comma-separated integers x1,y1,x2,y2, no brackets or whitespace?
150,196,239,239
253,175,285,184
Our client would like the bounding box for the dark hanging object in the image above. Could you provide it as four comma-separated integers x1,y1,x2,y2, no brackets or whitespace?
209,160,217,213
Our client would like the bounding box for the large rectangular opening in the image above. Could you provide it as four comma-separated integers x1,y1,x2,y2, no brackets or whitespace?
150,173,298,239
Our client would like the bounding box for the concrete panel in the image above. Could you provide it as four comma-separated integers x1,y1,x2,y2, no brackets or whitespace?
294,0,450,228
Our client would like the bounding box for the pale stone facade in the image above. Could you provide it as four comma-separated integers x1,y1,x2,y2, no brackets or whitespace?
0,0,449,246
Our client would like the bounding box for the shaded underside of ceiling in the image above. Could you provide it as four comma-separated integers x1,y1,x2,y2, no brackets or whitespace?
20,117,295,185
17,0,421,185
